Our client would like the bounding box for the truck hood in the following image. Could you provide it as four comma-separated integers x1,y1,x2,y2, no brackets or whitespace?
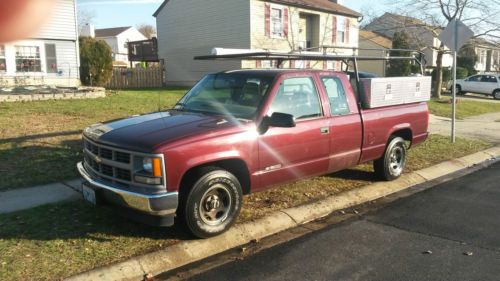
83,110,240,152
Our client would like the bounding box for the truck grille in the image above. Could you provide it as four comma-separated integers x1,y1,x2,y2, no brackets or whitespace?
83,137,133,187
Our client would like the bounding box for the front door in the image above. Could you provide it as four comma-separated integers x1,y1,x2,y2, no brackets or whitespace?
257,75,330,189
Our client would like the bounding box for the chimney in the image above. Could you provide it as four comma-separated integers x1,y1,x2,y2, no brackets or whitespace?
330,0,345,5
80,23,95,38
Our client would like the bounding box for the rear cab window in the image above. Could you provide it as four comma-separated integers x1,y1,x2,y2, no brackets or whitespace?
321,76,350,116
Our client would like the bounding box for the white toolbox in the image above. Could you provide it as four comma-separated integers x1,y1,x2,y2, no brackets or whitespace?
360,76,432,108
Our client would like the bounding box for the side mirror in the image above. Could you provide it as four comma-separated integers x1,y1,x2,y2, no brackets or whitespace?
259,112,295,134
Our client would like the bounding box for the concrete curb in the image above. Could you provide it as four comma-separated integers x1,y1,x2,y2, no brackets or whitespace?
65,146,500,281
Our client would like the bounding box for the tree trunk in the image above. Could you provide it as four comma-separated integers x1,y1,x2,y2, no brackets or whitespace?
433,47,444,99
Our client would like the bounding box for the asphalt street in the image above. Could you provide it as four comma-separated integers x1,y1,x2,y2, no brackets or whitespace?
183,160,500,281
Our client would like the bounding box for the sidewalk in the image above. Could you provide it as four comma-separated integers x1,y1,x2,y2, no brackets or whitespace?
429,112,500,144
0,179,82,214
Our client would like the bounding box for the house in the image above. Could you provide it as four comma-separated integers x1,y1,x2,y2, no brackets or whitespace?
467,38,500,73
358,30,392,76
0,0,80,87
154,0,361,86
364,12,453,70
81,25,147,67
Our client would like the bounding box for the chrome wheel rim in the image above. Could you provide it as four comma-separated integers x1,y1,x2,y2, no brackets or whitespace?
199,184,232,226
389,145,405,176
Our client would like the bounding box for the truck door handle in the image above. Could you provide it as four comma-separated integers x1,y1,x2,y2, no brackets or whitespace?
320,127,330,134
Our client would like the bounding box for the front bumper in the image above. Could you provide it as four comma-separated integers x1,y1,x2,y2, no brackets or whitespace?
77,162,178,224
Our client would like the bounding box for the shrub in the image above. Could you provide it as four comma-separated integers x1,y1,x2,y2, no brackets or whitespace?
79,36,113,86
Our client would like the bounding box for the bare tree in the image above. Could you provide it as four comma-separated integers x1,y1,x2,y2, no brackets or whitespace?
137,24,157,39
77,8,95,35
392,0,500,99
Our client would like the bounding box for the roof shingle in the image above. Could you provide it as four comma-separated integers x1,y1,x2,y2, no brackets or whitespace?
95,27,132,38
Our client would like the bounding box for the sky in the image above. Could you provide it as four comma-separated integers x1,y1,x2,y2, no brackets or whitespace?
77,0,391,29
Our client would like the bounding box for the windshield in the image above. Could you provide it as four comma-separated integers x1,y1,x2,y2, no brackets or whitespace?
176,74,273,119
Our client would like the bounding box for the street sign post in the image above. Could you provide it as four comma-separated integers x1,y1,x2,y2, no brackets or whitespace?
439,19,474,143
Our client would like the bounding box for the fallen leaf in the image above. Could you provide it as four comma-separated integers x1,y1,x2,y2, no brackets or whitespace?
463,252,473,256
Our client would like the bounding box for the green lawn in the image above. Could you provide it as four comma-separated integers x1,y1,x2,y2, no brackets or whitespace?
0,134,490,281
0,88,187,191
428,98,500,119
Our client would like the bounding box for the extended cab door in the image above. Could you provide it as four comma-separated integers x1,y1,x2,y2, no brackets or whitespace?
318,74,362,173
257,74,330,189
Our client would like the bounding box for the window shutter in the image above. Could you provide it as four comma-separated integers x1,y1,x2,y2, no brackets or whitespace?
265,4,271,37
332,16,337,44
306,60,311,68
283,8,289,38
290,60,295,68
323,61,327,70
256,60,262,68
345,18,350,44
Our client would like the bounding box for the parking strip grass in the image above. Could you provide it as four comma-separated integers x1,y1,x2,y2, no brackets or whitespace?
0,134,490,281
428,97,500,119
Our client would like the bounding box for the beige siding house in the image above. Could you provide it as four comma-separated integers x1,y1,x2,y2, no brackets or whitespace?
358,30,392,76
154,0,361,86
0,0,80,87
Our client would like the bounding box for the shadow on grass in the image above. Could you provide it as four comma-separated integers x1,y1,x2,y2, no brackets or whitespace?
0,200,192,242
0,138,82,191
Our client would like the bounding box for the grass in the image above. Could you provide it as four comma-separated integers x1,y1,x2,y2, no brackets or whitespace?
428,98,500,119
0,88,187,191
0,134,490,281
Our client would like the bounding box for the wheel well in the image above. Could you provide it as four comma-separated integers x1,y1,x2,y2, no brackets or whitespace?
179,159,251,196
391,128,413,146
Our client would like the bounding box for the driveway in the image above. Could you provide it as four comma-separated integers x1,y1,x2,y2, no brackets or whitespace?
429,112,500,144
182,160,500,281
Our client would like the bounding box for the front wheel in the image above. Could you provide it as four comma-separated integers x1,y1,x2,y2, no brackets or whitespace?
493,90,500,100
374,137,407,181
181,168,242,238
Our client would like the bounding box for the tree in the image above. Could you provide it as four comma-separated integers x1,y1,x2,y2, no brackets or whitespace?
77,8,95,35
392,0,500,99
79,36,113,86
137,24,156,39
457,44,478,75
386,32,412,76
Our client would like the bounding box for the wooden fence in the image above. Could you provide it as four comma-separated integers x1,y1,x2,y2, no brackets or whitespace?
105,68,164,89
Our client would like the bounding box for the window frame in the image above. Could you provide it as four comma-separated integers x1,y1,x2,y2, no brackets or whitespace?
0,45,6,72
270,5,285,39
267,76,324,121
15,45,42,73
45,43,58,74
336,16,346,44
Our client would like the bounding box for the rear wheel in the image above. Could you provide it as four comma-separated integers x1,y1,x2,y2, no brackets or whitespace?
180,168,242,238
493,90,500,100
374,137,407,181
455,85,464,96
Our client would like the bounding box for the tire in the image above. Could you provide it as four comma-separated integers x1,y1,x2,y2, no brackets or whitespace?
373,137,407,181
493,90,500,100
180,167,242,238
456,85,464,96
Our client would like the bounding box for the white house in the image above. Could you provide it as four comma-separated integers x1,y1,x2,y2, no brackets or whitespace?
154,0,361,86
468,38,500,73
364,13,454,70
81,26,147,67
0,0,80,87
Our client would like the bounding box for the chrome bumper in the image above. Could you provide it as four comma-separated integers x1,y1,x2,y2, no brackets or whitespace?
77,162,178,216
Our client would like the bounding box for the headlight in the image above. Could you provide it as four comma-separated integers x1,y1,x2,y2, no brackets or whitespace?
134,157,163,185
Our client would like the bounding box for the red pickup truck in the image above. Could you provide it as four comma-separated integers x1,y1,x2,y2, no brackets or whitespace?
77,69,429,238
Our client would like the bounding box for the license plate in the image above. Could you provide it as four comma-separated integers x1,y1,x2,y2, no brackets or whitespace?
82,184,97,205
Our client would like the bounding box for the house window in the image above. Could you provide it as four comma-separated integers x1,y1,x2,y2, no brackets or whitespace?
45,44,58,73
15,46,41,72
271,8,284,38
337,16,345,43
0,45,6,72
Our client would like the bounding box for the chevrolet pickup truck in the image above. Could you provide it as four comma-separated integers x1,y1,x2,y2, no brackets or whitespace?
77,69,429,238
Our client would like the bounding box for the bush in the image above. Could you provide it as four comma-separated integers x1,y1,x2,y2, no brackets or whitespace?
386,32,412,77
79,36,113,86
456,67,468,79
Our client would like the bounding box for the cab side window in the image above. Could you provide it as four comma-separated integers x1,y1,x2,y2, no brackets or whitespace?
321,77,350,116
268,77,322,120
